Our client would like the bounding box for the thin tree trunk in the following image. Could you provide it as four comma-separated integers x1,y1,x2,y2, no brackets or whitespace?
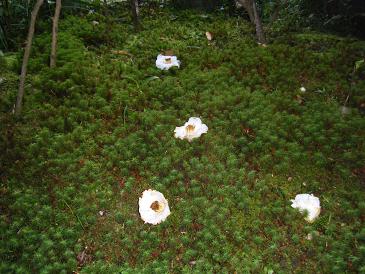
252,0,266,44
237,0,266,44
130,0,141,31
15,0,44,116
2,0,10,49
50,0,61,68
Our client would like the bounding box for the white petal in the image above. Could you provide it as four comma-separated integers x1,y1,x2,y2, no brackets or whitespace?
198,123,208,134
186,117,203,127
174,126,186,140
291,194,321,223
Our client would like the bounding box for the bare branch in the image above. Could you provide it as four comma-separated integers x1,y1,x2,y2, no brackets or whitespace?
50,0,62,68
15,0,44,116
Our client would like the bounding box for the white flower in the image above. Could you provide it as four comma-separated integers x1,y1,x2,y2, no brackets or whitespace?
155,54,180,70
300,86,306,93
139,189,170,225
92,20,99,26
174,117,208,142
291,194,321,223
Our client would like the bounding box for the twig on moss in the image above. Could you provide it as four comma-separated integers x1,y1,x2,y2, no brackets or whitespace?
63,200,85,230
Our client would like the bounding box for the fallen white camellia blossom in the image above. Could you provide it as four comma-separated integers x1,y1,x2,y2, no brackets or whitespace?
291,194,321,223
139,189,170,225
174,117,208,142
155,54,180,70
300,86,306,93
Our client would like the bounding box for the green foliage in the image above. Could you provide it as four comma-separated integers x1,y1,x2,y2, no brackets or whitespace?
170,0,225,11
264,0,365,38
1,8,365,274
0,0,96,51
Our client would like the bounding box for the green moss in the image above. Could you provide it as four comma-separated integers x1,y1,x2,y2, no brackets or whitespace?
1,8,365,274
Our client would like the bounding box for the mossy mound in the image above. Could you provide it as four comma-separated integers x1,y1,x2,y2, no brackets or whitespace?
1,10,364,273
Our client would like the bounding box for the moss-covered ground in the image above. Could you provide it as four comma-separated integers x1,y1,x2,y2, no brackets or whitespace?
1,8,365,273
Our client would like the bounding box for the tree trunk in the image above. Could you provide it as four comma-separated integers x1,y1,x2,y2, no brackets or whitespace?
15,0,44,116
130,0,141,31
50,0,61,68
1,0,10,49
237,0,266,44
252,0,266,44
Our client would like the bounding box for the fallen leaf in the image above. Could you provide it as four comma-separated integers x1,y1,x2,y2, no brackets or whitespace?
295,95,304,104
77,247,92,266
118,179,125,188
205,31,213,41
111,50,132,56
145,76,161,81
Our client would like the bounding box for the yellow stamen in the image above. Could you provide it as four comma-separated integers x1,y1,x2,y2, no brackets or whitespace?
186,124,195,134
164,58,172,64
151,201,165,212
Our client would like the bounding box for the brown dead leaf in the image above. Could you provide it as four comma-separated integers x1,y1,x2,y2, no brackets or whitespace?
295,95,304,104
111,50,132,56
192,223,203,231
77,247,92,267
118,179,125,188
242,127,255,137
151,250,160,258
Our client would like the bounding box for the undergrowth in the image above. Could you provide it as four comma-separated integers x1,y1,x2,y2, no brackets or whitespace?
1,9,365,273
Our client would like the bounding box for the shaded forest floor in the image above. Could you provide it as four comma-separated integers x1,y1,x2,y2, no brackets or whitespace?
1,8,365,273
